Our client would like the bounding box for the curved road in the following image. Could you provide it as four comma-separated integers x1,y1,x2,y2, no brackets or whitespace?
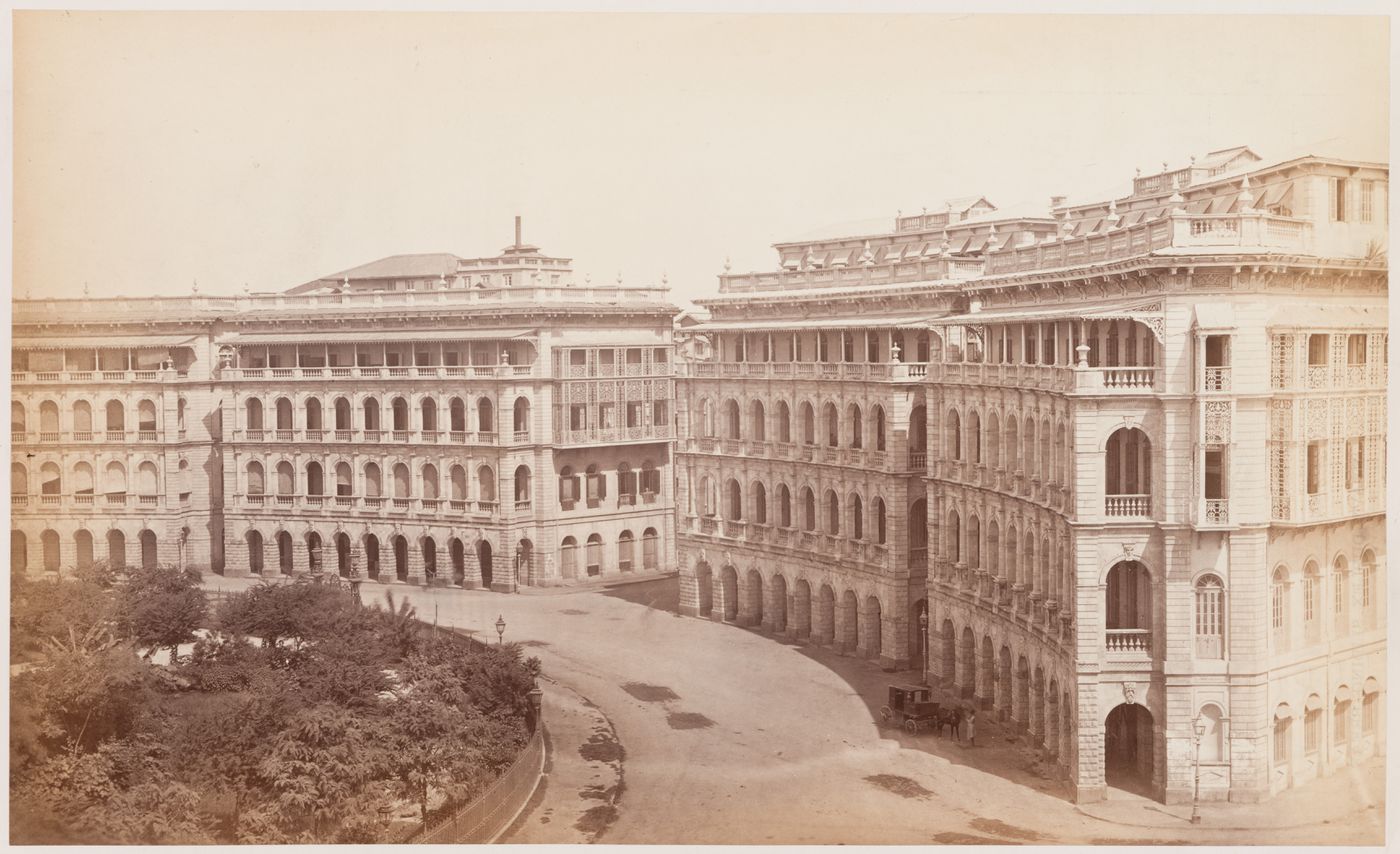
390,578,1383,846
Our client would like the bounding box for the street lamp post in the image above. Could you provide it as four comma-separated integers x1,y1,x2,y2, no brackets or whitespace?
1190,714,1205,825
919,610,930,686
496,614,507,645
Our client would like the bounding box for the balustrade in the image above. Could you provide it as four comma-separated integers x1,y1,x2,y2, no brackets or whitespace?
1105,628,1151,656
1201,367,1231,392
1105,493,1151,517
1204,498,1229,525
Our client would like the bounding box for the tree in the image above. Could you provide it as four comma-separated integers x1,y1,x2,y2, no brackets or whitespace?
254,706,388,840
113,563,206,661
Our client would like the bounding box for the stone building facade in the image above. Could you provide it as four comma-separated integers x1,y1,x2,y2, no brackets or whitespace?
675,147,1388,804
12,224,679,590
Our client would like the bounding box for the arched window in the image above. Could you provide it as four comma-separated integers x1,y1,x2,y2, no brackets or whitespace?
1361,549,1377,617
777,401,792,443
778,484,792,527
873,405,887,451
305,397,323,432
477,465,497,503
560,536,578,578
247,530,264,574
725,478,742,521
11,462,28,496
1270,566,1290,650
750,400,766,442
640,460,660,495
1333,555,1350,636
1105,427,1151,515
135,399,157,434
800,402,816,445
851,493,864,540
514,465,531,504
947,509,961,562
617,462,637,503
306,461,324,496
584,464,605,505
73,401,92,435
987,520,1001,576
41,530,60,572
1005,415,1020,471
334,397,352,431
449,397,466,433
1303,560,1321,643
275,397,293,431
39,462,60,496
362,397,381,432
968,514,981,569
1023,418,1037,478
824,402,839,447
245,398,264,431
722,399,741,440
618,530,635,573
450,465,467,502
987,412,1001,469
874,497,887,544
246,461,265,495
1106,560,1151,636
136,461,159,496
513,397,530,436
391,463,411,498
106,400,125,433
968,409,982,464
391,397,409,432
823,489,840,534
420,397,438,433
697,476,716,517
586,533,603,577
947,409,962,461
39,400,60,436
699,399,714,438
1054,422,1067,485
73,461,94,497
477,397,495,436
1199,704,1225,763
848,403,863,449
11,401,25,434
751,481,768,524
1195,574,1225,658
335,462,353,497
559,465,580,506
276,461,295,495
801,487,816,531
1006,524,1019,585
642,527,658,571
421,463,440,500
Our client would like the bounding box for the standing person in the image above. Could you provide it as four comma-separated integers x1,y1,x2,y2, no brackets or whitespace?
965,709,976,747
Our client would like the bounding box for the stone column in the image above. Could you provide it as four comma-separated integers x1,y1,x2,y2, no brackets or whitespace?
462,540,483,589
292,533,313,576
785,591,801,639
405,538,426,587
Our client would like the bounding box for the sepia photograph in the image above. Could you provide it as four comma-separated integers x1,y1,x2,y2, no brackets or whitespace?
7,3,1391,848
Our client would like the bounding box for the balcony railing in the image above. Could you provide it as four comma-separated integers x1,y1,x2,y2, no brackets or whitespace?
1105,628,1151,656
1105,493,1151,517
219,364,537,381
11,368,190,384
1201,367,1231,392
1204,498,1229,525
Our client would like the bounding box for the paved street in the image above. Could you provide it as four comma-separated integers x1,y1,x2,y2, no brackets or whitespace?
210,575,1385,845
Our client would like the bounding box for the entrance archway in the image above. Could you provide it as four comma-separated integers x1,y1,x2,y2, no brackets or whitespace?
478,540,494,588
744,569,764,627
909,598,928,670
771,574,788,633
840,590,859,654
940,620,955,685
720,565,738,622
816,584,835,644
959,626,976,698
695,561,713,617
863,595,882,659
793,579,812,639
450,538,465,586
1105,702,1155,795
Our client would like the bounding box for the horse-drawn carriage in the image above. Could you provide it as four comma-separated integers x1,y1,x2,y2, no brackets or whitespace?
880,684,941,734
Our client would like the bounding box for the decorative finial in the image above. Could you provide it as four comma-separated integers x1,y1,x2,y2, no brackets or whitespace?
1169,189,1185,212
585,273,592,285
192,278,199,294
1190,154,1197,164
1239,174,1255,210
661,271,668,286
860,240,874,266
940,234,951,255
83,282,90,297
803,246,815,269
922,206,927,215
243,282,251,294
723,256,731,273
1162,160,1169,172
1135,167,1141,177
1106,199,1120,227
616,270,623,285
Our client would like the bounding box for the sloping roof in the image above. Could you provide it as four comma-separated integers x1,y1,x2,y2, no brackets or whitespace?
13,334,200,350
1198,146,1258,169
288,253,464,293
783,216,893,244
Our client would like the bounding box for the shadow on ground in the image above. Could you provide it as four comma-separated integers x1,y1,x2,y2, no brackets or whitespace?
600,574,1075,804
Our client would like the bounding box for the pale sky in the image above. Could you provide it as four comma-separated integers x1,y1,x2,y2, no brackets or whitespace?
12,12,1390,308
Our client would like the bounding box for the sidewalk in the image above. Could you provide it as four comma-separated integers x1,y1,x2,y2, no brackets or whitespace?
1073,755,1386,833
199,569,675,598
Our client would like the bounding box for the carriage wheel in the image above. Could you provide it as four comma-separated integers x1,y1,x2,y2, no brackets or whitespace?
904,719,917,734
880,706,892,723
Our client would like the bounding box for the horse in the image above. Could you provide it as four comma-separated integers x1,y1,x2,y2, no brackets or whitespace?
934,706,964,740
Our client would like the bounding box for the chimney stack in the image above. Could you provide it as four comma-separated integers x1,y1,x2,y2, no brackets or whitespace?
515,215,522,249
1050,195,1067,209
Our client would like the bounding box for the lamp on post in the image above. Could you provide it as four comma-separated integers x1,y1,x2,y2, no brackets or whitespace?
919,609,930,686
495,614,507,645
527,681,544,734
1190,713,1206,825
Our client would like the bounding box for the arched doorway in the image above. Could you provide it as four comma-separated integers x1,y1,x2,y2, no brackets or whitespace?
1105,702,1155,795
277,531,293,575
771,574,788,634
516,539,533,587
864,595,882,659
393,535,408,582
336,533,351,577
450,538,465,586
422,537,437,582
365,534,380,580
998,646,1013,721
74,530,94,571
940,619,956,686
909,598,928,671
959,626,976,698
794,579,812,639
720,565,738,622
478,540,494,589
980,636,995,708
816,584,836,645
840,590,859,654
744,569,764,627
139,530,158,571
41,530,60,573
695,561,714,617
11,530,27,575
306,532,322,574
